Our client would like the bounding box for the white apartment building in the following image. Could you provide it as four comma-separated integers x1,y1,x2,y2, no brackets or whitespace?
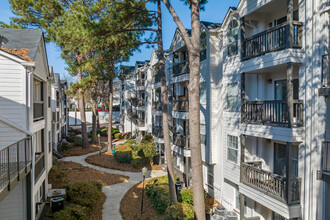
0,28,52,220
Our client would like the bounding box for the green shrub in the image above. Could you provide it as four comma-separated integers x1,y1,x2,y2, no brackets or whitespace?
146,176,171,215
123,132,132,140
180,188,194,205
131,156,145,168
54,204,87,220
141,141,156,159
100,128,108,137
126,139,136,145
164,203,194,220
61,142,74,151
142,134,153,142
49,165,66,179
52,156,58,166
114,151,133,163
114,132,122,139
129,143,141,152
92,181,103,192
66,182,101,207
73,136,83,146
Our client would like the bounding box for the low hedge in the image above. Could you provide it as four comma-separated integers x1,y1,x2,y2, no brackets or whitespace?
114,132,122,140
131,156,145,168
114,151,133,163
54,204,87,220
66,182,101,207
146,176,170,215
164,203,194,220
122,132,132,140
49,165,66,180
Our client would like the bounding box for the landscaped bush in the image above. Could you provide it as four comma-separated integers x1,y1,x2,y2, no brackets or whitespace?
54,204,87,220
140,140,156,159
92,181,103,192
49,165,66,179
114,151,133,163
61,142,74,151
164,203,194,220
130,156,145,168
52,156,58,166
142,133,153,142
146,176,170,215
114,132,122,140
111,128,120,136
100,128,108,137
73,136,82,146
180,188,194,205
122,132,132,140
66,182,101,207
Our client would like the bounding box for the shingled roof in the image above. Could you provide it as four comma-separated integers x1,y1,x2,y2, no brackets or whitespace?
0,28,43,61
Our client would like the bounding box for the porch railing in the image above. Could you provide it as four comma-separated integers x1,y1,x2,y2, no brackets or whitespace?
322,142,330,172
173,100,188,112
152,101,162,111
153,73,161,84
137,100,144,107
172,61,189,77
136,79,145,87
242,21,302,60
152,127,163,139
173,133,189,149
34,152,45,182
0,137,32,191
33,102,44,121
241,162,301,204
242,100,303,127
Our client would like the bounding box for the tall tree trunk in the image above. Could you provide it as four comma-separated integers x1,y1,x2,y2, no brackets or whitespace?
188,2,205,219
157,0,177,204
77,69,89,149
91,100,97,143
96,108,100,130
107,78,114,152
75,105,77,125
162,0,205,218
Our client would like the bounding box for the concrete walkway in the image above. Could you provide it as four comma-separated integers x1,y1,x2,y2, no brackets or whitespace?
60,140,167,220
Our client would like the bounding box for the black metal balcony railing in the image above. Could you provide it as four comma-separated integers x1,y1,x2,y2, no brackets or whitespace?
153,73,161,84
136,79,145,87
34,153,45,182
241,162,301,204
242,100,303,127
137,100,145,107
322,142,330,172
172,61,189,77
127,109,138,119
152,127,164,139
152,101,162,111
242,21,302,60
0,137,32,191
173,133,190,149
137,119,145,127
173,100,188,112
33,102,44,121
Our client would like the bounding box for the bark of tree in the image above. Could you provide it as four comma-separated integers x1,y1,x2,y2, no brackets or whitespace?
96,108,100,130
77,69,89,149
107,78,114,152
162,0,205,218
157,0,177,204
91,100,98,143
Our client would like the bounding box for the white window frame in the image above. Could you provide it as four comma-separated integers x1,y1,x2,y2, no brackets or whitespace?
227,135,238,163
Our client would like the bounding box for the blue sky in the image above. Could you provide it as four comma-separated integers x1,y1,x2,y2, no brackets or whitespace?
0,0,240,80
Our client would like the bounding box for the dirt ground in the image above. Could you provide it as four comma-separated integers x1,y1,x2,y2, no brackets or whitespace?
49,161,128,189
120,180,164,220
85,150,162,173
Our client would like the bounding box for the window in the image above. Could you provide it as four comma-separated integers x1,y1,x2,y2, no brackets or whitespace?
200,81,207,105
226,82,239,111
200,124,206,146
207,165,214,187
227,135,238,163
227,20,239,57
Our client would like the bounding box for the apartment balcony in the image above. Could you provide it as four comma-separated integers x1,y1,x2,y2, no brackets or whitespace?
173,100,188,112
127,109,138,119
241,162,301,205
33,102,44,122
0,137,32,200
319,141,330,182
173,133,189,150
152,101,162,111
242,100,304,127
242,21,302,61
136,79,145,90
152,126,164,139
137,118,145,127
136,100,145,111
319,54,330,97
152,73,161,84
172,61,189,77
34,152,45,182
126,91,137,101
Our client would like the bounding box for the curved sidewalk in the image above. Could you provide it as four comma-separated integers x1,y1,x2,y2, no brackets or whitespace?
60,140,166,220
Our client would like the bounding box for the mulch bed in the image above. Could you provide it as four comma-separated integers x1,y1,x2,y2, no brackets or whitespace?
49,161,128,189
120,180,164,220
61,142,105,157
85,150,161,172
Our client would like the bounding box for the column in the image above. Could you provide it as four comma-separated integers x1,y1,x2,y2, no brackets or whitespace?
287,0,293,48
